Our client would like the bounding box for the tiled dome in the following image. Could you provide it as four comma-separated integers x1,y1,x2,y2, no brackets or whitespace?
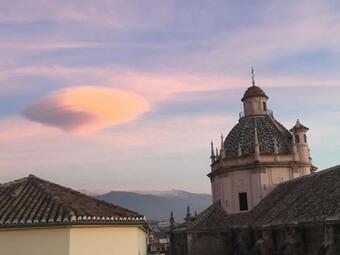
224,115,292,158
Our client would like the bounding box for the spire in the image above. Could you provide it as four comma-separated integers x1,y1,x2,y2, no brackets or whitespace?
210,141,215,163
251,67,255,86
185,205,192,221
220,134,226,159
170,211,175,229
215,148,219,159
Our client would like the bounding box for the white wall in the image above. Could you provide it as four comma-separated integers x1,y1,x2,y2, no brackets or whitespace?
0,225,147,255
69,226,147,255
0,227,70,255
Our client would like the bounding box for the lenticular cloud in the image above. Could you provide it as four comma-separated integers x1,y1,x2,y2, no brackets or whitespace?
22,86,151,134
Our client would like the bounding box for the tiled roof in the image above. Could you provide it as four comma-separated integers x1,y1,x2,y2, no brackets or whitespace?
241,85,268,101
224,115,292,158
173,202,228,232
0,175,146,228
189,202,228,230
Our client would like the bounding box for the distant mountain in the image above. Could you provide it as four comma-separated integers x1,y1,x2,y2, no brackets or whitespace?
96,190,212,221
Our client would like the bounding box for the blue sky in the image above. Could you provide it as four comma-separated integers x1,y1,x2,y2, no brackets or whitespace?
0,0,340,193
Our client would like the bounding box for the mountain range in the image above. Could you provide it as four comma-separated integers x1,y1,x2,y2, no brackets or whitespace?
96,190,212,221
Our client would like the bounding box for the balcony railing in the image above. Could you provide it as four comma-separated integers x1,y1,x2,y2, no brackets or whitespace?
239,109,273,119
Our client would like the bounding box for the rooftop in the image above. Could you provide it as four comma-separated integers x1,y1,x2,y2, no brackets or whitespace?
0,175,146,228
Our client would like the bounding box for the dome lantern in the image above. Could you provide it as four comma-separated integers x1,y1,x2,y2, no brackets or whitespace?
241,68,269,117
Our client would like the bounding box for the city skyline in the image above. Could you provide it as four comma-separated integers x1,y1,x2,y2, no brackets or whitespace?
1,0,340,193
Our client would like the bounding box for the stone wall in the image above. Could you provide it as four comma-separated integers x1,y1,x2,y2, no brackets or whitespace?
170,222,340,255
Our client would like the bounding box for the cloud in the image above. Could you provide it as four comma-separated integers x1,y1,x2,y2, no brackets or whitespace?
22,86,151,133
0,0,173,30
3,65,340,99
0,112,234,192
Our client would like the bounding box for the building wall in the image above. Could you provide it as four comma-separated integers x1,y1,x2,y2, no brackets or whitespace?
213,163,312,214
69,225,147,255
0,225,147,255
243,96,267,116
0,227,70,255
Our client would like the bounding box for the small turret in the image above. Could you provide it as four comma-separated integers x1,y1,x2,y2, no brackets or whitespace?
290,119,310,163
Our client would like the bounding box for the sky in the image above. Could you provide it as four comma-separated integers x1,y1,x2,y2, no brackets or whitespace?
1,0,340,193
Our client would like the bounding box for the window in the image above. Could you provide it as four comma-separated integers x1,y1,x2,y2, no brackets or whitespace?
295,134,300,143
304,134,307,143
225,200,229,207
238,192,248,211
263,101,267,111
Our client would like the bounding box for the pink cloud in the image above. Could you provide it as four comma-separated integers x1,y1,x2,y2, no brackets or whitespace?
22,86,151,133
4,65,340,96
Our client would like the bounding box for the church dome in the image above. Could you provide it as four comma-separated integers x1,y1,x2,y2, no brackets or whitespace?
241,85,268,101
224,115,292,158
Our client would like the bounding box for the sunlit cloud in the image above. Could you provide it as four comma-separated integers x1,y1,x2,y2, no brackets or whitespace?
3,65,340,101
22,86,151,133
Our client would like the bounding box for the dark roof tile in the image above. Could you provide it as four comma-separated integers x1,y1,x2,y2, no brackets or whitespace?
0,175,146,227
224,115,292,158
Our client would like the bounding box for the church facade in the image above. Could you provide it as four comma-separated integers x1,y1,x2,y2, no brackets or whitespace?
210,81,316,214
169,76,340,255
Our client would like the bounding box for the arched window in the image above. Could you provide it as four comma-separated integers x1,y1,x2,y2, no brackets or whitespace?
263,101,267,111
295,134,300,143
304,134,307,143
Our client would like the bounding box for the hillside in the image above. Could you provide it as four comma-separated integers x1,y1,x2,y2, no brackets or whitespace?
96,190,211,221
